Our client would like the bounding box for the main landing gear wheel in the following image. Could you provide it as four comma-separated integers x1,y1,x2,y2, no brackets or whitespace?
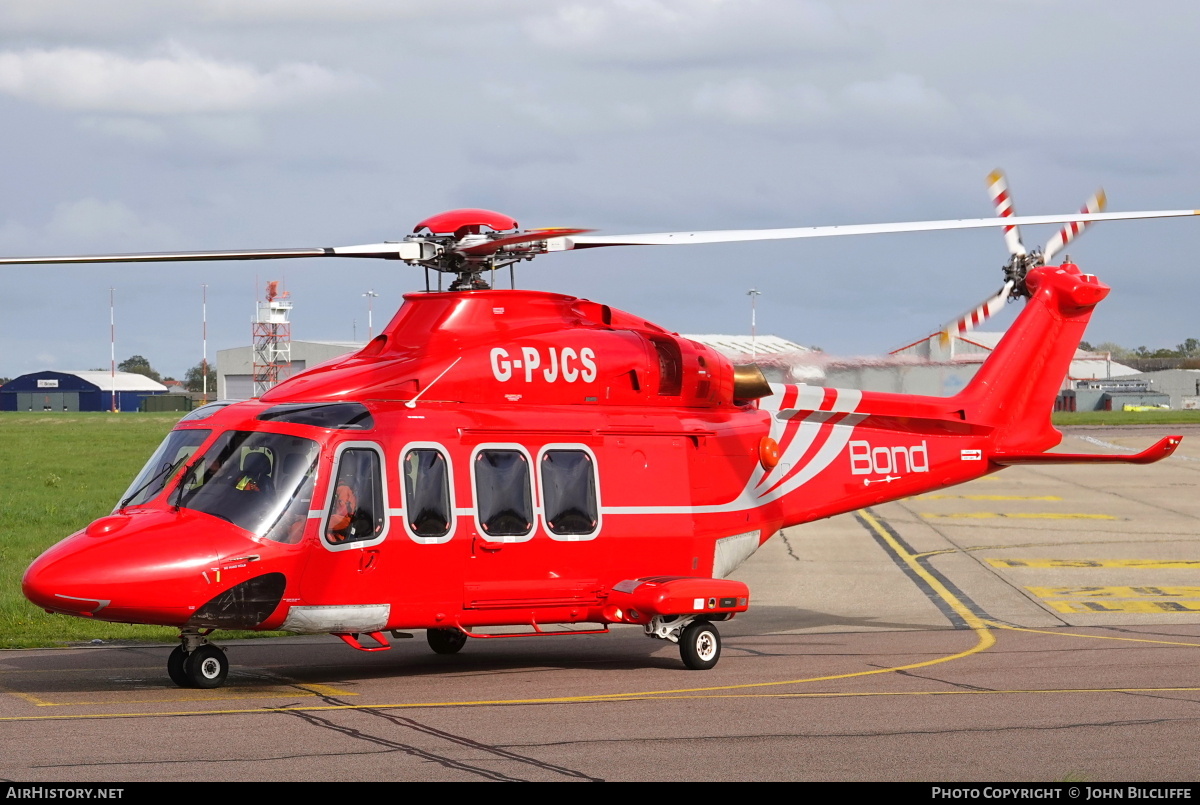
679,620,721,671
426,627,467,655
182,644,229,689
167,645,189,687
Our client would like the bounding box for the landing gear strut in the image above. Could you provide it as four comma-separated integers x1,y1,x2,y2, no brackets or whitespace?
168,630,230,689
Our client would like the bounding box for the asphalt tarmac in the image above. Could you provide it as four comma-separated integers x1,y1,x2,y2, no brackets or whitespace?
2,425,1199,783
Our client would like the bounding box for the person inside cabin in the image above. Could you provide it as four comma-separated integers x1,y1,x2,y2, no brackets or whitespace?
326,476,359,543
234,451,275,496
325,450,383,543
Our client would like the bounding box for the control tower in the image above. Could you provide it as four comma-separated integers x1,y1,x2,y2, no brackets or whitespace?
251,281,292,398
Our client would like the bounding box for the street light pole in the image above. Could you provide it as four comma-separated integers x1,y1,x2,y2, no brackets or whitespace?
109,287,118,413
201,284,208,402
363,289,379,340
747,288,761,362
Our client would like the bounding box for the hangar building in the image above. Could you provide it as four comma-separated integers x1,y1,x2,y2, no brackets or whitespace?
216,340,363,400
1119,369,1200,409
0,370,168,412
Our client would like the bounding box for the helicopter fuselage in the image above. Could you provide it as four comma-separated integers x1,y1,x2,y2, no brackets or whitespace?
21,265,1182,681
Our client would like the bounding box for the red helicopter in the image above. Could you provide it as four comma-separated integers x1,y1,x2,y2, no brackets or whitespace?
10,173,1196,689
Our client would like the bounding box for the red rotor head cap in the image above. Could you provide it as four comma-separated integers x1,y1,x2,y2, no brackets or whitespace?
413,209,519,237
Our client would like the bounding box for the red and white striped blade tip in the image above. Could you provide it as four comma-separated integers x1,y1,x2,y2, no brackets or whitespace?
939,282,1013,345
1044,189,1107,263
987,169,1026,257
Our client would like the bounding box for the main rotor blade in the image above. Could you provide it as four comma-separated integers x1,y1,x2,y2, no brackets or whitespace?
0,242,430,266
565,209,1199,249
1,207,1195,266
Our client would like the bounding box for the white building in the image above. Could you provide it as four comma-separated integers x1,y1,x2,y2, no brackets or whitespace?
887,330,1139,389
682,334,823,383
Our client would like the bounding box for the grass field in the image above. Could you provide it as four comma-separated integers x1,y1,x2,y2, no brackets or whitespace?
3,407,1197,649
0,412,182,646
1052,410,1200,426
0,412,287,649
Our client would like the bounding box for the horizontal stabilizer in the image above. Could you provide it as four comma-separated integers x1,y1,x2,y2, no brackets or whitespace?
991,436,1181,466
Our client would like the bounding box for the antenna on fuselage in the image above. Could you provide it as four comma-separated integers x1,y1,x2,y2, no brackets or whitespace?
404,357,462,409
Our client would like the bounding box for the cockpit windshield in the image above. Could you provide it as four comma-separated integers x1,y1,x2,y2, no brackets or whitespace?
118,429,211,510
176,431,320,542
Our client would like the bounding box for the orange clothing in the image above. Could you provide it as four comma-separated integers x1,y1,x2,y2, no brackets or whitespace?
325,484,358,542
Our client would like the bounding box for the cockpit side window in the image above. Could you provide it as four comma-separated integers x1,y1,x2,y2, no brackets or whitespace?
261,451,318,544
325,447,385,545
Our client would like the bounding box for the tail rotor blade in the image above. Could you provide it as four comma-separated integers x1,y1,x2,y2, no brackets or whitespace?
987,170,1026,257
1044,189,1107,264
939,280,1016,346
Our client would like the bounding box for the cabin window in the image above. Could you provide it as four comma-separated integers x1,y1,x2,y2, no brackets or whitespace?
118,428,211,509
175,431,320,540
540,450,598,537
474,449,533,538
402,448,452,540
325,448,386,545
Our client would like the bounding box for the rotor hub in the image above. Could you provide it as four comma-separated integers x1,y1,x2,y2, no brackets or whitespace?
1002,251,1043,299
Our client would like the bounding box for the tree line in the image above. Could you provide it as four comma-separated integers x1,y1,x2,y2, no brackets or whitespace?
1080,338,1200,361
114,356,216,392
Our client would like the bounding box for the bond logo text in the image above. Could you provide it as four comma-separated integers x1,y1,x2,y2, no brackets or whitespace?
849,440,930,475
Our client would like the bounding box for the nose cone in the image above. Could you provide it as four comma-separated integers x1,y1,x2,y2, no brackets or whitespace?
23,510,241,626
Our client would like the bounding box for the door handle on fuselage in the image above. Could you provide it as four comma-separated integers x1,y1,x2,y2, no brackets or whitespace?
472,535,502,555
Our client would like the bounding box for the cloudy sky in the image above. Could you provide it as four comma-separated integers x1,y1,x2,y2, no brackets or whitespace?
0,0,1198,380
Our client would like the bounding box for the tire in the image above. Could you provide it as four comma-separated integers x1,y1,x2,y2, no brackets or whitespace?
679,621,720,671
167,645,190,688
426,628,467,655
183,644,229,689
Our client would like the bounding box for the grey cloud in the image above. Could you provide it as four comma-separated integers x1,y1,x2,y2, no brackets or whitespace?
0,43,366,115
1,1,1199,379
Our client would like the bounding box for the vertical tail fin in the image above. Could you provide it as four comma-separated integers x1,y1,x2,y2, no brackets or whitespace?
955,264,1108,452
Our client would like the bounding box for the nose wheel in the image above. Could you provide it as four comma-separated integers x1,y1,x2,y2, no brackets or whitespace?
168,632,230,688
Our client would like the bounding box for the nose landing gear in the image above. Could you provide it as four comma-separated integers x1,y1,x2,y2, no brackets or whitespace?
644,615,723,670
168,630,230,689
